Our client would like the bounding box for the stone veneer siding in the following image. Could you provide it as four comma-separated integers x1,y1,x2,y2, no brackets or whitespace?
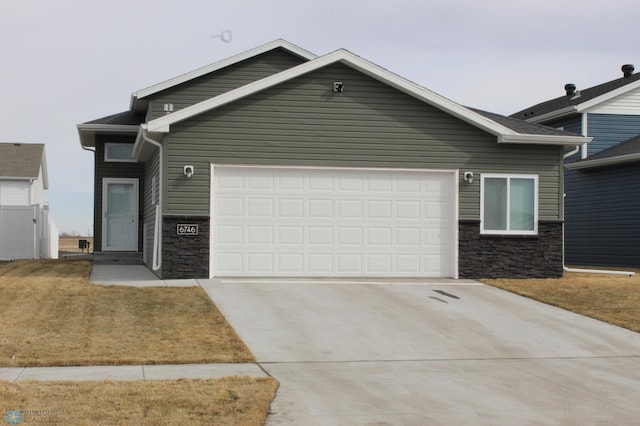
162,216,210,279
459,220,563,278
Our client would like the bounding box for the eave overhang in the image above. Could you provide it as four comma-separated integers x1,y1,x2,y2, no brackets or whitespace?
77,124,140,148
524,79,640,124
499,134,592,146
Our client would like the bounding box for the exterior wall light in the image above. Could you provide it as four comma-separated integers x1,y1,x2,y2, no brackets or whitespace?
183,165,194,178
463,171,474,184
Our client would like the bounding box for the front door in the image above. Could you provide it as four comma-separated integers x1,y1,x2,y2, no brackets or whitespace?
102,178,138,251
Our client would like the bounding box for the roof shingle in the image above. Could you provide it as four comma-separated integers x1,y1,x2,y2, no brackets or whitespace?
0,143,45,178
511,71,640,120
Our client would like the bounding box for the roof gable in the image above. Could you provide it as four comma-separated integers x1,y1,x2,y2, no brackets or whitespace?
512,69,640,122
0,143,48,188
141,49,589,148
130,39,317,112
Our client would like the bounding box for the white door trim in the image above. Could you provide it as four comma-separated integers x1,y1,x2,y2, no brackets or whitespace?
210,164,459,278
102,178,139,251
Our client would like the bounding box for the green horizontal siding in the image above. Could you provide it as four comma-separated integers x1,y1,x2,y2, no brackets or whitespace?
165,63,562,220
146,48,306,120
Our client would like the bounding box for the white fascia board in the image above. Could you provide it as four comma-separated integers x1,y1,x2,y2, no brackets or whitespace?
147,49,518,137
526,80,640,123
525,106,578,123
0,176,35,181
77,123,140,148
130,39,317,110
40,146,48,190
77,124,140,133
565,152,640,169
499,134,592,146
578,79,640,112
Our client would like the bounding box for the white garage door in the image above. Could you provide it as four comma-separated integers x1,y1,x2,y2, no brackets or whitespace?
211,166,456,277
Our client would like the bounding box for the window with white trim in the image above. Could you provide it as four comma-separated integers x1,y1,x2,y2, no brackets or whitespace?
105,143,135,162
481,174,538,235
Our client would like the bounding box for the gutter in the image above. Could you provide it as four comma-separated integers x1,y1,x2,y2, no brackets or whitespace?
139,129,163,272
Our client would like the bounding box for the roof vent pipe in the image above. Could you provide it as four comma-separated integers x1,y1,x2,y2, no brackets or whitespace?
622,64,635,78
564,83,576,97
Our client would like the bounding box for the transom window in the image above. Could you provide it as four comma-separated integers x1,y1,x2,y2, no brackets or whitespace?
480,174,538,235
105,143,135,162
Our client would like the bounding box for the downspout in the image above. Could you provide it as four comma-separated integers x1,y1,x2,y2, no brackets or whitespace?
141,130,163,271
560,117,634,276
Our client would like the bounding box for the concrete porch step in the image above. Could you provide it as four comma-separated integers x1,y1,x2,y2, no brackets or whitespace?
93,251,143,265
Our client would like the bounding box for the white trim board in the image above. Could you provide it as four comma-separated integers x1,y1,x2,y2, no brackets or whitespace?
144,49,588,147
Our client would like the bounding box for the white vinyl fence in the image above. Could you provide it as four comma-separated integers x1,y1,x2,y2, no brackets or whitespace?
0,205,58,260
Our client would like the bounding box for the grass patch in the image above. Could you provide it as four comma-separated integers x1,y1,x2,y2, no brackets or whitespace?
0,377,278,425
0,259,254,367
482,267,640,333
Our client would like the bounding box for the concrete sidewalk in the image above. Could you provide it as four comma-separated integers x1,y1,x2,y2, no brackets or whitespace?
89,265,198,287
0,363,266,382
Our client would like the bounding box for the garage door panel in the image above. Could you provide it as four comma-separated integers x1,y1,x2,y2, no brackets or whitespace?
279,226,304,244
247,226,273,244
367,201,392,219
247,199,273,217
212,166,455,277
309,227,333,244
248,174,274,190
308,174,333,191
367,254,392,273
216,197,243,216
216,253,243,273
396,255,421,273
278,199,304,217
218,225,243,244
337,200,362,218
337,254,363,273
308,199,333,218
247,253,273,273
337,227,363,245
309,253,332,272
338,176,363,191
396,227,421,246
396,201,420,219
368,227,392,245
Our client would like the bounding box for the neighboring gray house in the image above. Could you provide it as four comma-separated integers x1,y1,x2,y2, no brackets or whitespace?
78,39,588,279
0,142,58,259
512,65,640,268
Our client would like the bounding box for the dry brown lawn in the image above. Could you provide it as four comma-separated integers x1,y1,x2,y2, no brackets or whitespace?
0,377,278,425
483,267,640,333
0,259,254,367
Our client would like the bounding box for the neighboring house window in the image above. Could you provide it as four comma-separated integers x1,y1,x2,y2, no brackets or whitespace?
105,143,135,162
151,175,158,205
480,174,538,235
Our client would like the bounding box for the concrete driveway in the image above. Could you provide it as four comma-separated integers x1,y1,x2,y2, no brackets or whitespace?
199,278,640,425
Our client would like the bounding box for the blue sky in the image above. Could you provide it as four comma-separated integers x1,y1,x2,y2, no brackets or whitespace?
2,0,639,235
